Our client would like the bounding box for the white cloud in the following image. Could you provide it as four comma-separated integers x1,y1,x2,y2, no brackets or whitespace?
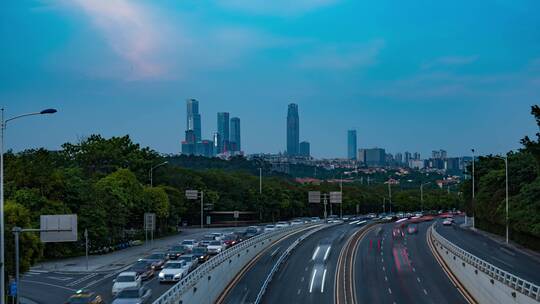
421,55,478,70
218,0,339,16
296,39,385,70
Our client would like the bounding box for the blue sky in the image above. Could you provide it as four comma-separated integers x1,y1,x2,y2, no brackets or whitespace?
1,0,540,158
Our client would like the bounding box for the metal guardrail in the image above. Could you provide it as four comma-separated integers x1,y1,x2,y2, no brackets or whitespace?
253,223,333,304
153,223,315,304
432,226,540,301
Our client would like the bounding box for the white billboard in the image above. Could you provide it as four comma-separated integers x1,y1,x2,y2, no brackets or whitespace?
40,214,78,243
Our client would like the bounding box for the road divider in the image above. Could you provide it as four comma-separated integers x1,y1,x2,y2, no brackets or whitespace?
429,224,540,304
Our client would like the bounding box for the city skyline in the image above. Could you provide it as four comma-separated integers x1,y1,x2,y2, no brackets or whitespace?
2,1,540,158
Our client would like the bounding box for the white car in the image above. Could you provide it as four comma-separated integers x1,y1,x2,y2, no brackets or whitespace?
264,225,276,232
112,271,141,296
290,220,303,226
181,239,198,250
442,219,453,226
177,254,199,272
275,221,290,228
210,232,224,241
206,240,225,255
158,261,189,283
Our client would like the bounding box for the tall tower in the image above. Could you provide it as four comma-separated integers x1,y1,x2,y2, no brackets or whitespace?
286,103,299,156
230,117,241,152
347,130,357,160
186,98,201,141
217,112,230,153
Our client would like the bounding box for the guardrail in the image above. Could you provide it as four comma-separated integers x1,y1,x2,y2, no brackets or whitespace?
431,226,540,302
153,223,317,304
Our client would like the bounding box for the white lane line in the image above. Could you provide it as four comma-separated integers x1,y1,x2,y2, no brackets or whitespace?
320,268,327,293
270,247,281,257
305,266,309,271
384,276,388,282
417,277,421,283
28,269,48,273
388,288,392,294
323,246,331,261
297,289,302,295
312,246,321,260
412,267,416,272
423,289,428,295
309,269,318,293
382,266,385,271
21,279,77,292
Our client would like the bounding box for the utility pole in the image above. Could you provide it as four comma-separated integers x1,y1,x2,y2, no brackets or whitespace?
85,229,89,272
340,175,343,218
259,168,262,194
388,182,392,214
472,148,476,229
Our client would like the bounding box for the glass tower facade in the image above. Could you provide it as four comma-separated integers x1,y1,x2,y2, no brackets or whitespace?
286,103,299,156
230,117,241,152
347,129,357,160
186,98,201,141
217,112,230,153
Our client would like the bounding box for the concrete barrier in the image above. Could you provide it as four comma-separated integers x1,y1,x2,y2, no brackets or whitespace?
431,226,540,304
153,223,317,304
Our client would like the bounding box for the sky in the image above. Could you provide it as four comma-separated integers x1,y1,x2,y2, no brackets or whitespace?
1,0,540,158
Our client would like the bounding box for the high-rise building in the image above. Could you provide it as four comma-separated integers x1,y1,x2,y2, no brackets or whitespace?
413,152,421,160
196,140,214,157
404,151,412,167
181,129,196,155
347,130,357,160
358,148,386,167
212,132,221,156
299,141,310,157
395,153,403,164
186,99,201,141
432,150,446,159
230,117,241,152
286,103,300,156
217,112,230,153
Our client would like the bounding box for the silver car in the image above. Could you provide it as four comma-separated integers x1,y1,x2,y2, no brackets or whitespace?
112,287,152,304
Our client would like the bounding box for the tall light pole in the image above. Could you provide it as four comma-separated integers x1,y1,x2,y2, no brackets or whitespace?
259,167,262,194
420,182,430,213
1,108,57,301
471,148,476,229
495,155,509,244
149,161,168,187
387,181,392,214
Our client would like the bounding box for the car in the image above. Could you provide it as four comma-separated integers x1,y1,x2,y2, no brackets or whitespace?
141,252,168,270
223,233,240,247
210,232,225,241
264,224,276,233
167,245,189,260
112,286,152,304
199,235,217,247
392,226,405,239
442,219,453,226
130,261,154,280
290,219,303,226
181,239,198,250
310,217,321,222
191,246,210,263
158,260,189,283
244,226,260,239
275,221,290,228
207,240,225,255
178,254,199,272
407,223,418,234
65,289,105,304
112,272,141,297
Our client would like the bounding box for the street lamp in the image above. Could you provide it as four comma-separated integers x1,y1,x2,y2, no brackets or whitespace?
149,161,168,187
420,182,430,213
1,107,57,301
495,155,509,244
471,148,476,229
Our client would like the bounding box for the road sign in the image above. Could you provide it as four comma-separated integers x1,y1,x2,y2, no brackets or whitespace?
9,281,16,296
233,211,240,219
330,192,342,204
40,214,78,243
185,190,199,200
308,191,321,203
144,213,156,231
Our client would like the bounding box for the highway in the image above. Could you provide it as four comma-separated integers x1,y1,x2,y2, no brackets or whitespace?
354,220,466,304
436,217,540,285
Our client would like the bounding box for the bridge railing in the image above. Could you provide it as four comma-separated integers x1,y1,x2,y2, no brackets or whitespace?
431,226,540,302
153,223,316,304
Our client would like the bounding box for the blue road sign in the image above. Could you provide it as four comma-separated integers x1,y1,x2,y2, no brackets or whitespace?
9,281,17,296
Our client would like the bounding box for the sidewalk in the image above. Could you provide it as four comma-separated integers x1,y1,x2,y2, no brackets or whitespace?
31,227,241,273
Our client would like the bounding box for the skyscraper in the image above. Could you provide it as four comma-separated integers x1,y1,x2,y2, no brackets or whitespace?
186,98,201,141
286,103,299,156
299,141,310,157
230,117,241,152
347,130,357,160
212,132,221,156
217,112,230,153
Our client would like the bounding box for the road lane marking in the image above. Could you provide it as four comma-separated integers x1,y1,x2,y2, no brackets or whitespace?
382,266,385,271
323,246,331,261
270,247,281,257
384,276,388,282
417,277,421,283
412,267,416,272
388,288,392,294
21,279,77,292
309,269,318,293
312,246,321,260
423,289,428,295
297,289,301,295
301,276,304,282
321,268,327,293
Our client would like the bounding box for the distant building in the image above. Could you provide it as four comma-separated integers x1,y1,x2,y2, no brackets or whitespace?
347,130,357,160
286,103,300,156
217,112,230,153
404,152,412,166
186,99,201,141
358,148,386,167
413,152,421,160
196,140,214,157
432,150,447,159
429,158,445,170
299,141,310,157
395,152,403,164
445,157,460,172
212,132,221,156
230,117,241,152
409,159,425,169
182,129,196,155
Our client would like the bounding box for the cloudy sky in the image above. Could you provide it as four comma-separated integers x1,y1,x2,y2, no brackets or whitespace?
1,0,540,158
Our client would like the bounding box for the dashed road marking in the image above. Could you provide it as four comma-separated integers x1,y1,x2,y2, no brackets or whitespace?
388,288,392,294
423,289,428,295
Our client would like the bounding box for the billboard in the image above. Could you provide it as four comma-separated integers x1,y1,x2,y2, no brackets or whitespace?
40,214,78,243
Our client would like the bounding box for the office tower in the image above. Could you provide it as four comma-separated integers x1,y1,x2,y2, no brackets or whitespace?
299,141,310,157
347,130,357,160
413,152,421,160
182,129,196,155
432,150,446,159
359,148,386,167
445,157,460,172
230,117,241,152
186,99,201,141
358,149,366,164
404,151,412,167
286,103,300,156
212,132,221,155
196,140,214,157
217,112,230,153
395,153,403,164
